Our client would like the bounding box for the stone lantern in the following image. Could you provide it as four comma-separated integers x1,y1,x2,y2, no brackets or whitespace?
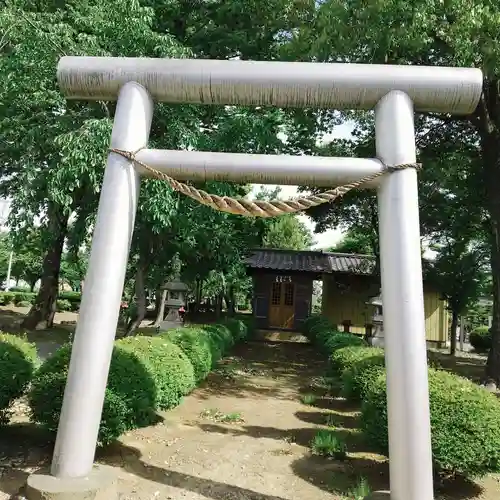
158,254,188,332
366,290,385,347
159,278,189,331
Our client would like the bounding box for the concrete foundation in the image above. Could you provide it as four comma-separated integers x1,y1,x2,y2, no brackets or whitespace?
364,492,391,499
25,465,117,500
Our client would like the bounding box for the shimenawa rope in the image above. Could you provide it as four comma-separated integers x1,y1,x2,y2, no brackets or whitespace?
110,148,421,218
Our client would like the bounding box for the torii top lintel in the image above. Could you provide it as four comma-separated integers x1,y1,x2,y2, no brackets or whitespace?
57,56,483,115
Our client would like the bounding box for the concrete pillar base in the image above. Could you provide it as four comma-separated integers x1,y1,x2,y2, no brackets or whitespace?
25,465,118,500
364,492,390,499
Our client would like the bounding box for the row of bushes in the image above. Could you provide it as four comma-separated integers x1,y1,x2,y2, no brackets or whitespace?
0,291,76,312
303,314,500,480
0,318,248,445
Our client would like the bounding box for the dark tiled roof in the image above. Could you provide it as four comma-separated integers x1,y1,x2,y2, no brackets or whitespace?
243,249,375,275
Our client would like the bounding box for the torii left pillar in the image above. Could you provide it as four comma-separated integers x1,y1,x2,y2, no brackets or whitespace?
25,81,153,499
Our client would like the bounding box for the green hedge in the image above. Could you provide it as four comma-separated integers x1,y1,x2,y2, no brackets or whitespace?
0,291,82,311
29,343,158,445
302,314,500,480
29,319,247,445
117,336,195,410
162,327,213,382
469,326,492,351
329,346,385,400
361,367,500,478
0,333,38,424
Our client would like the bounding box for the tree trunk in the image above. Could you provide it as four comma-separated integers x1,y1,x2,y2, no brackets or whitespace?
215,293,223,318
29,280,36,293
125,264,147,336
152,288,168,326
225,286,236,316
22,206,68,330
479,84,500,386
450,309,459,356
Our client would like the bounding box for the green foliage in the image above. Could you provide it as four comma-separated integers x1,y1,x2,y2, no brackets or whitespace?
162,327,213,382
29,319,246,444
0,333,38,424
340,350,385,401
117,336,195,410
361,367,500,479
223,318,249,343
29,343,158,445
321,332,366,355
202,324,235,365
469,326,492,351
0,292,14,305
301,393,317,406
329,228,375,255
311,429,347,460
302,314,333,341
261,211,314,250
13,292,36,305
56,299,72,312
346,477,371,500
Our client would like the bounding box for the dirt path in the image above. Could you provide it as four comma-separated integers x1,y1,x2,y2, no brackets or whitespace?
97,341,345,500
1,339,499,499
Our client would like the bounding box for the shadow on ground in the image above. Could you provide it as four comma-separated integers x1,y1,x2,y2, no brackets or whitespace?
192,341,327,402
100,442,290,500
0,423,53,497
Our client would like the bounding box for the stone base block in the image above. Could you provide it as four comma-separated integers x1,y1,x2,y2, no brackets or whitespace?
364,492,391,500
25,465,118,500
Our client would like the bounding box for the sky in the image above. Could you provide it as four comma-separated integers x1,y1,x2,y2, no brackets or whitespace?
250,120,356,249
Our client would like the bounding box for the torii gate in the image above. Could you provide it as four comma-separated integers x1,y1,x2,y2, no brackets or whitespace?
27,57,482,500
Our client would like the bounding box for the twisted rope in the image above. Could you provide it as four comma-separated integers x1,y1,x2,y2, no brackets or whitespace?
110,148,421,218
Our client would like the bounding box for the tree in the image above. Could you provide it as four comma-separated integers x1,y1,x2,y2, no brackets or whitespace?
0,0,190,328
428,239,489,355
330,228,375,255
263,215,314,250
289,0,500,383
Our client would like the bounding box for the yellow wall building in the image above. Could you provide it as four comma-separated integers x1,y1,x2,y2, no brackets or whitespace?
245,248,449,346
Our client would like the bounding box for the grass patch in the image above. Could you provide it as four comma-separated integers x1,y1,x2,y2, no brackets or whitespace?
345,476,371,499
301,393,317,406
311,429,347,460
199,408,244,423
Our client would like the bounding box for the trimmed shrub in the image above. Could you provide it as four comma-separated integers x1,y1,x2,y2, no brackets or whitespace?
469,326,491,351
162,327,212,382
0,333,38,423
0,292,14,305
29,342,158,445
361,367,500,479
303,315,333,341
56,299,72,312
323,332,366,354
340,348,385,401
13,292,36,305
224,318,249,343
117,336,195,409
59,291,82,312
202,324,234,365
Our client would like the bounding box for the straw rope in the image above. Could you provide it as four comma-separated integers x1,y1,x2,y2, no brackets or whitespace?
110,148,421,218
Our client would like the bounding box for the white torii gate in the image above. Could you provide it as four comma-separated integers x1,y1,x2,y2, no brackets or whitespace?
34,57,483,500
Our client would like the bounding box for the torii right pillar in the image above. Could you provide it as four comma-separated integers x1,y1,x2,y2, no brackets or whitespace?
375,90,434,500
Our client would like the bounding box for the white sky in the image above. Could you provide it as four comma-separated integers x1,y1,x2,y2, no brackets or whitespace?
251,121,356,249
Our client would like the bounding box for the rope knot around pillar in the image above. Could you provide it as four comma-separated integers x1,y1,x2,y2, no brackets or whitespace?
109,147,421,218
